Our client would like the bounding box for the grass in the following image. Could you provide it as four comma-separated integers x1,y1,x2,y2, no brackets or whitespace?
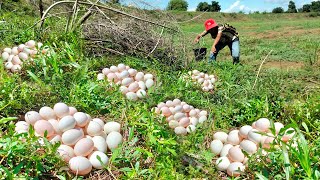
0,4,320,180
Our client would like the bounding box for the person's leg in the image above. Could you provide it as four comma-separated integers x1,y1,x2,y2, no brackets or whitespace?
229,38,240,64
208,43,225,63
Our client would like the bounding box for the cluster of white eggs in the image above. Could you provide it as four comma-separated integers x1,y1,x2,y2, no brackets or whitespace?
97,64,155,101
1,40,48,73
187,70,216,92
154,99,209,135
14,102,123,176
210,118,295,177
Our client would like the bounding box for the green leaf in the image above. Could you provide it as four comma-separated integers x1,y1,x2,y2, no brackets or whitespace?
0,117,17,125
13,161,24,174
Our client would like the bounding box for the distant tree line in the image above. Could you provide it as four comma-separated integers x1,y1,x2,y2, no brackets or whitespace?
272,1,320,13
196,1,221,12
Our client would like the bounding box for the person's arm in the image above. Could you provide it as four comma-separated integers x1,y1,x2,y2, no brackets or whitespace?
211,31,222,53
194,30,208,43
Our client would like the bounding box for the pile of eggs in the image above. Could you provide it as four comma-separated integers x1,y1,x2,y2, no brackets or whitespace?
187,70,217,92
14,102,123,176
1,40,48,73
210,118,295,177
97,64,155,101
154,99,209,135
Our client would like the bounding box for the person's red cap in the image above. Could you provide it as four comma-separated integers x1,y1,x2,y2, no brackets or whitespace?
204,19,218,31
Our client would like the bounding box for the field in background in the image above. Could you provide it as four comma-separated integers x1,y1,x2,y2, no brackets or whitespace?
0,7,320,179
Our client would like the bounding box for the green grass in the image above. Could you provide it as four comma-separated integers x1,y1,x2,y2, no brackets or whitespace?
0,7,320,180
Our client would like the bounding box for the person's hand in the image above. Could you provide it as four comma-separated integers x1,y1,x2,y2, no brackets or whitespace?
194,37,199,44
211,46,216,53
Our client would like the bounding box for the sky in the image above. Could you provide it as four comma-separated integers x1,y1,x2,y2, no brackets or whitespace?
124,0,319,13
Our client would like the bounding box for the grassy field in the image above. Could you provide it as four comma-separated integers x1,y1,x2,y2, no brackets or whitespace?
0,5,320,180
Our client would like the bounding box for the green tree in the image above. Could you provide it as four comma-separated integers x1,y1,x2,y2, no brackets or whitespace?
301,4,311,12
196,2,210,11
311,1,320,12
272,7,284,13
109,0,120,3
167,0,188,11
287,1,297,13
209,1,221,12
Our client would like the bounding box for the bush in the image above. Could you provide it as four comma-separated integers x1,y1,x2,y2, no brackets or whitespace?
272,7,284,13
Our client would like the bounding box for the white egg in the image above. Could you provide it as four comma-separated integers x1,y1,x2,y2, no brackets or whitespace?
117,63,126,71
128,82,139,92
228,146,245,162
97,73,105,80
263,135,275,149
69,156,92,175
179,117,190,127
144,73,153,81
248,129,262,144
174,112,185,121
73,112,89,127
3,48,12,54
18,52,28,61
136,89,147,98
240,140,257,154
102,68,111,76
69,107,77,115
39,106,56,120
157,102,166,109
189,109,197,117
74,138,94,156
126,92,138,101
128,68,137,76
186,125,196,133
61,129,83,145
138,81,146,90
59,115,76,132
15,121,29,132
92,118,105,128
145,79,154,89
213,131,228,143
48,119,63,135
49,134,62,144
135,72,144,81
220,144,233,157
274,122,284,134
34,120,54,137
169,120,179,129
92,136,108,153
166,100,174,107
216,157,230,171
89,151,109,169
173,105,183,114
255,118,270,132
1,52,9,60
110,65,118,72
25,111,42,125
26,40,36,48
210,139,223,155
118,70,129,79
54,102,70,118
11,65,21,72
23,47,32,55
12,56,21,65
172,99,181,106
199,110,208,117
11,47,19,55
86,121,103,136
198,116,207,123
122,77,134,86
5,62,13,69
106,131,123,150
227,131,242,145
104,121,121,134
227,162,245,177
239,125,253,139
57,144,75,162
174,126,187,135
189,117,199,126
281,128,295,142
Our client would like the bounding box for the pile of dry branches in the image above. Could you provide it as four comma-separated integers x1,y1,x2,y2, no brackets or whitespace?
39,0,187,67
